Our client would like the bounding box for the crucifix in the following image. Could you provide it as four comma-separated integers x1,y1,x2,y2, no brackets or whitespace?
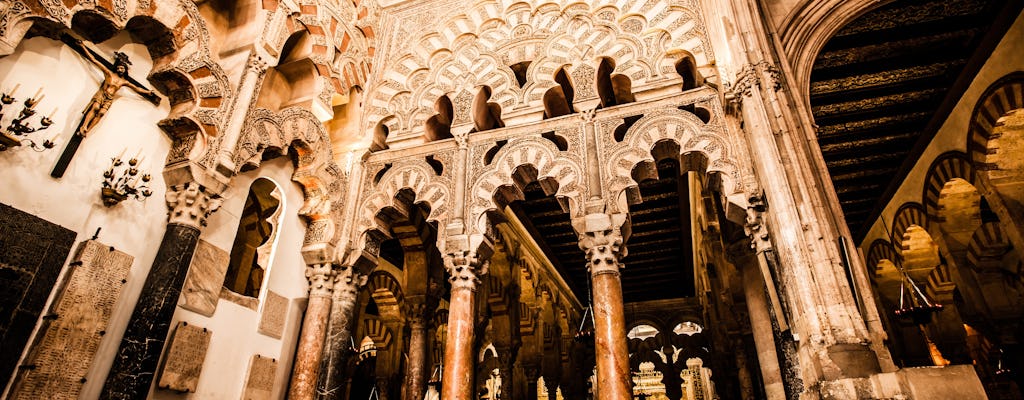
50,34,162,178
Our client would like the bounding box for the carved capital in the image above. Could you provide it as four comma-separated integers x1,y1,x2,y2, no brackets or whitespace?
305,262,336,297
579,108,597,122
165,183,221,228
724,61,783,106
333,263,367,302
743,193,771,251
247,52,268,73
580,229,625,275
444,251,489,291
405,301,433,329
575,214,627,276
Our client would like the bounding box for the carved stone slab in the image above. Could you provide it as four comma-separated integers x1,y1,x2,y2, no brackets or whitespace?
8,240,132,400
258,290,288,339
156,321,211,393
242,354,278,400
0,202,76,386
180,239,230,317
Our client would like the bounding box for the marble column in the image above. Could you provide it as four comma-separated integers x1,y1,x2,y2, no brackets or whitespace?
741,255,785,399
441,251,488,400
100,183,220,400
289,263,337,400
577,214,631,400
403,302,433,400
318,264,367,400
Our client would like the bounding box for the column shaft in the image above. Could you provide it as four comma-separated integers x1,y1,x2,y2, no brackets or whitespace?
99,224,200,399
591,269,632,399
100,183,219,399
743,259,785,399
318,267,365,400
441,286,477,400
289,263,336,400
404,319,430,400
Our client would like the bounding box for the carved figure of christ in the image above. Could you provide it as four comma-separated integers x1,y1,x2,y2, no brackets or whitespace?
50,34,162,178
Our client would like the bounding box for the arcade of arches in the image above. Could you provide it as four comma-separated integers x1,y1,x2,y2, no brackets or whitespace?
1,0,1024,399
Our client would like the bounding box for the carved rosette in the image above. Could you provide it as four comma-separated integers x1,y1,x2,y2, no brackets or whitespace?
305,263,336,298
444,251,489,291
578,228,625,276
165,183,222,228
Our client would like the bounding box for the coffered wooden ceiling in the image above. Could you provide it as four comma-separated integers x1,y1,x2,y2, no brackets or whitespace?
809,0,1021,238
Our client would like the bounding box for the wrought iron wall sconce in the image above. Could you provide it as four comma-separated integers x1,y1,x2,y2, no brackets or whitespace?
0,84,57,152
101,149,152,207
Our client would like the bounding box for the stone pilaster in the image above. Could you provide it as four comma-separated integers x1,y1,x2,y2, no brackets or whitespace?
216,51,269,175
441,250,489,400
576,213,631,400
100,183,221,400
289,262,337,400
317,264,367,400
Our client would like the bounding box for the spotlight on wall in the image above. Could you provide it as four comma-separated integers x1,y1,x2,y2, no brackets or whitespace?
0,84,57,152
101,149,152,207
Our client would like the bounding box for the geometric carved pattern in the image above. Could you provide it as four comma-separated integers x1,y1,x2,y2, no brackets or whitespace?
368,0,712,135
356,159,452,242
601,107,743,214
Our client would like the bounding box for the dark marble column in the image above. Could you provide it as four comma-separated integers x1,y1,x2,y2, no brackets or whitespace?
100,183,220,399
290,262,337,400
441,251,488,400
403,302,432,400
318,264,367,400
577,214,631,400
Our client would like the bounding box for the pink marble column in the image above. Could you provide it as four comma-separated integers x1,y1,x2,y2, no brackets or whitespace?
289,263,336,400
441,251,488,400
578,214,632,400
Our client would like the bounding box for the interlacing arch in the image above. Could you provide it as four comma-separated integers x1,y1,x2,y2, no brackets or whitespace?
366,0,714,135
0,2,231,174
603,108,744,215
355,159,453,245
235,108,344,221
469,136,585,233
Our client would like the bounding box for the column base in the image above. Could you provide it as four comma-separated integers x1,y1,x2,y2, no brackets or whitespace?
817,365,986,400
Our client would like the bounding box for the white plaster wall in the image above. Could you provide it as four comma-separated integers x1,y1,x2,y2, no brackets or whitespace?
151,156,309,400
0,34,172,399
858,11,1024,250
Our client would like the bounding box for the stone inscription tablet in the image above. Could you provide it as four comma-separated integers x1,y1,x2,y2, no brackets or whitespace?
258,290,288,339
180,240,230,317
242,354,278,400
8,240,132,400
156,321,211,392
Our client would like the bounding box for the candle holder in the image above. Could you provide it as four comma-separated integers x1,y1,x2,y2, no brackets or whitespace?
0,85,57,152
101,152,152,207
